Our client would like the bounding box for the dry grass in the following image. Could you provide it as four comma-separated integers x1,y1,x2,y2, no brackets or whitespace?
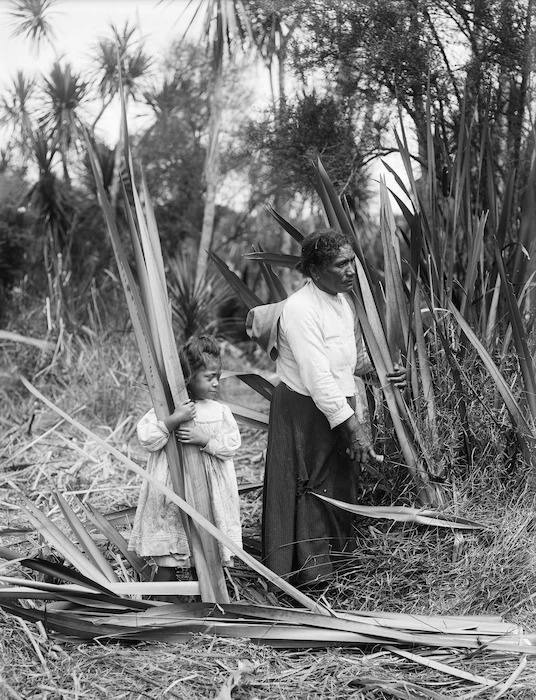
2,332,536,698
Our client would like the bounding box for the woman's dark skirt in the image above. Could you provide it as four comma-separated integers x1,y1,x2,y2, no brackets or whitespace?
262,383,358,586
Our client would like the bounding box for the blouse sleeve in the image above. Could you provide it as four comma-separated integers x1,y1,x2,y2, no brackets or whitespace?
136,408,170,452
283,303,354,429
201,404,241,460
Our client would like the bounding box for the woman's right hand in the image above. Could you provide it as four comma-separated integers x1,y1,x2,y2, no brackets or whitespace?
165,400,196,431
347,434,383,463
340,415,382,464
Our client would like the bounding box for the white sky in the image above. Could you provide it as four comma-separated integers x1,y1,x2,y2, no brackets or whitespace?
0,0,184,77
0,0,208,142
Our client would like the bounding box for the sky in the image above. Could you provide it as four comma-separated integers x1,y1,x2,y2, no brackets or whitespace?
0,0,209,142
0,0,184,77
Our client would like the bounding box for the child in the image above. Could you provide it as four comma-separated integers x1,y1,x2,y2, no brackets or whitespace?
128,335,242,584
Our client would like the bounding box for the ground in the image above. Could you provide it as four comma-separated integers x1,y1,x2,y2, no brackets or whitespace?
1,338,536,698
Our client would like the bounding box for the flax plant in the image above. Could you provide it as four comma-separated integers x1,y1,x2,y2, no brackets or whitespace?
393,108,536,469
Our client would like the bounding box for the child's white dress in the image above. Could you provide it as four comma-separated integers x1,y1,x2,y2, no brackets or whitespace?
128,400,242,567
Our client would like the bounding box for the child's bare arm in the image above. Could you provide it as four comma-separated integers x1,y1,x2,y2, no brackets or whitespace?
164,400,196,432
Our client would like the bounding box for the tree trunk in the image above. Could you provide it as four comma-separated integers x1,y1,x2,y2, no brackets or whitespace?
195,65,222,287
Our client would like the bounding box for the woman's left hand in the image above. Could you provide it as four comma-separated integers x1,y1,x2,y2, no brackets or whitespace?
386,362,407,390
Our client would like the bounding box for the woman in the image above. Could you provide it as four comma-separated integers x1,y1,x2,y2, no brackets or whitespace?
261,228,404,587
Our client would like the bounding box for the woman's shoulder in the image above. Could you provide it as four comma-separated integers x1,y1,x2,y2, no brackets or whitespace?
284,282,317,314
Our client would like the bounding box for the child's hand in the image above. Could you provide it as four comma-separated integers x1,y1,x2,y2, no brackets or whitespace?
176,426,209,448
165,400,196,431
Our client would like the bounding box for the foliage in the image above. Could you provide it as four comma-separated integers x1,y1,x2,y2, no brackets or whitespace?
135,44,208,249
39,62,89,183
245,91,378,204
167,253,236,343
91,21,153,105
0,70,37,164
289,0,535,227
7,0,59,51
0,202,31,320
136,40,254,256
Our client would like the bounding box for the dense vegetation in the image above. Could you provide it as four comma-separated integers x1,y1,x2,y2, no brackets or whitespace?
2,0,536,697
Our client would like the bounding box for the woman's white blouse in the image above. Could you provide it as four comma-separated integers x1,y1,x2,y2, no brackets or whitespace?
276,280,371,429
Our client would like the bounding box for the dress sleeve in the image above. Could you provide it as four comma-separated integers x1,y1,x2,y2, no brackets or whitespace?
283,303,354,429
201,404,241,460
136,408,170,452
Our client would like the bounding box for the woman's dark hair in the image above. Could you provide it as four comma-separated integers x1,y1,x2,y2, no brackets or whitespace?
297,228,351,278
179,335,222,387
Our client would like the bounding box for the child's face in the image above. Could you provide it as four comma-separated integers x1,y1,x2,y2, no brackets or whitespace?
189,359,221,401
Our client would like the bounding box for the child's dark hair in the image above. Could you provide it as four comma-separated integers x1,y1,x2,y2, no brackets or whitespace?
179,335,222,387
297,228,350,278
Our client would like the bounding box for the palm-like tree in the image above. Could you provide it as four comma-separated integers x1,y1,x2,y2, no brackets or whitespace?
40,62,89,185
182,0,254,286
91,22,153,128
179,1,297,285
90,22,153,209
7,0,59,52
244,1,298,112
7,0,86,329
0,71,37,166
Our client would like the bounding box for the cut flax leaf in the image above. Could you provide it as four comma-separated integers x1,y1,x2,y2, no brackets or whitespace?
311,494,485,529
1,546,532,653
51,491,119,582
6,557,117,596
118,67,226,599
384,646,495,687
17,498,114,589
87,87,228,601
77,499,150,580
18,375,329,615
0,578,199,601
221,370,275,401
3,596,530,653
131,157,228,602
221,401,269,430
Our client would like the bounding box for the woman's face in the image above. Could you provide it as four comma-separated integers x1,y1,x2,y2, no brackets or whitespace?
312,244,356,295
